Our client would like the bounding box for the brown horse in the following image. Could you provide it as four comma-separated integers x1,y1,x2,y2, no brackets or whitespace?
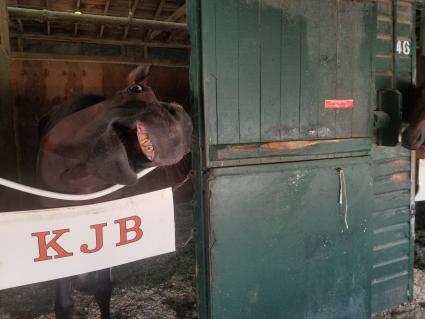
37,65,193,319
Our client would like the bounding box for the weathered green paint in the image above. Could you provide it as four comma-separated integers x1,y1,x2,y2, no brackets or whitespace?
208,157,373,319
187,0,209,317
210,138,372,162
189,0,415,318
201,0,376,165
371,0,415,313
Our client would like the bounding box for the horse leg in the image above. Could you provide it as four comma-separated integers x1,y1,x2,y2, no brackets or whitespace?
95,268,113,319
55,277,74,319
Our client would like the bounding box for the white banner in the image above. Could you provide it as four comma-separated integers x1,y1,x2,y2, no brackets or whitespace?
0,188,175,290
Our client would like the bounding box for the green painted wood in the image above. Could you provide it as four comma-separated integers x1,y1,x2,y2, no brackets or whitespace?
187,0,209,317
299,0,320,140
353,3,377,137
209,138,372,161
200,0,376,164
238,0,260,143
280,12,302,140
215,0,239,144
208,157,372,319
317,0,337,139
260,2,282,141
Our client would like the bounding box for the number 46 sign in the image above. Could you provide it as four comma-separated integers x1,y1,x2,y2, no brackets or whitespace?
0,188,175,290
396,40,411,56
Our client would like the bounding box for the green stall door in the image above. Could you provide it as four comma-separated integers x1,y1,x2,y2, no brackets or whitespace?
207,157,373,319
201,0,376,165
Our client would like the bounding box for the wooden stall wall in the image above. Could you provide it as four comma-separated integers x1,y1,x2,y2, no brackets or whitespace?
9,61,190,210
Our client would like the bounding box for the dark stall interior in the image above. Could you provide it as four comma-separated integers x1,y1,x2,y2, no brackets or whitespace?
0,1,197,318
0,0,192,212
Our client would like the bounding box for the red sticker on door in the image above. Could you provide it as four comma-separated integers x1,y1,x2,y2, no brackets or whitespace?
324,100,354,109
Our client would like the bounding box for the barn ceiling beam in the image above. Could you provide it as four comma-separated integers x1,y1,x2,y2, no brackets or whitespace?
144,0,165,40
149,4,186,40
74,0,81,36
122,0,140,40
10,51,188,68
0,1,11,55
8,7,187,32
98,0,112,38
9,0,23,51
10,32,190,49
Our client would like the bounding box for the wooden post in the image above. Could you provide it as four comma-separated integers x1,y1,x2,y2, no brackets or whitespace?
0,1,11,55
0,50,18,211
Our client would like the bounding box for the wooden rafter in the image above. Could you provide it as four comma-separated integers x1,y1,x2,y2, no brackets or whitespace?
9,0,23,51
149,4,186,40
9,7,187,31
74,0,81,36
98,0,111,38
122,0,140,40
0,0,11,55
10,32,190,49
11,51,188,68
144,0,165,40
46,0,51,35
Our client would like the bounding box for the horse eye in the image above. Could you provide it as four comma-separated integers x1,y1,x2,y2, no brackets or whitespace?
128,84,143,94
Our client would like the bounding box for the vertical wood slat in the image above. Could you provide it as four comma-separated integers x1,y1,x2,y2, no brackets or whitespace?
299,1,321,139
201,0,218,146
281,11,302,140
317,0,337,139
202,0,374,152
216,0,239,144
260,1,282,142
238,0,260,143
352,2,375,137
335,0,354,138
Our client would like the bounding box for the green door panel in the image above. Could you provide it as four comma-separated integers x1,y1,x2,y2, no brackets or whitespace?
207,157,373,319
201,0,376,159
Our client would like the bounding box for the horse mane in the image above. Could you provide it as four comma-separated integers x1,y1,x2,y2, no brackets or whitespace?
38,94,105,139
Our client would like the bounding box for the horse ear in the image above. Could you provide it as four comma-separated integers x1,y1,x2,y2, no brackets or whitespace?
127,64,151,85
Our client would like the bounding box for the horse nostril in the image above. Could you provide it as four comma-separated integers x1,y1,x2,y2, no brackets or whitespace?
128,84,143,94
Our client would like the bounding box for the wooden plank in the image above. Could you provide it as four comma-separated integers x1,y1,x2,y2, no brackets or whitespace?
11,52,188,68
9,7,187,32
260,1,282,142
215,0,239,144
0,0,11,55
98,0,112,38
317,0,337,139
352,2,375,137
149,4,186,39
201,0,218,146
10,32,190,49
281,9,301,140
210,137,372,161
144,0,166,40
238,0,260,143
123,0,140,40
335,0,354,138
299,0,320,139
